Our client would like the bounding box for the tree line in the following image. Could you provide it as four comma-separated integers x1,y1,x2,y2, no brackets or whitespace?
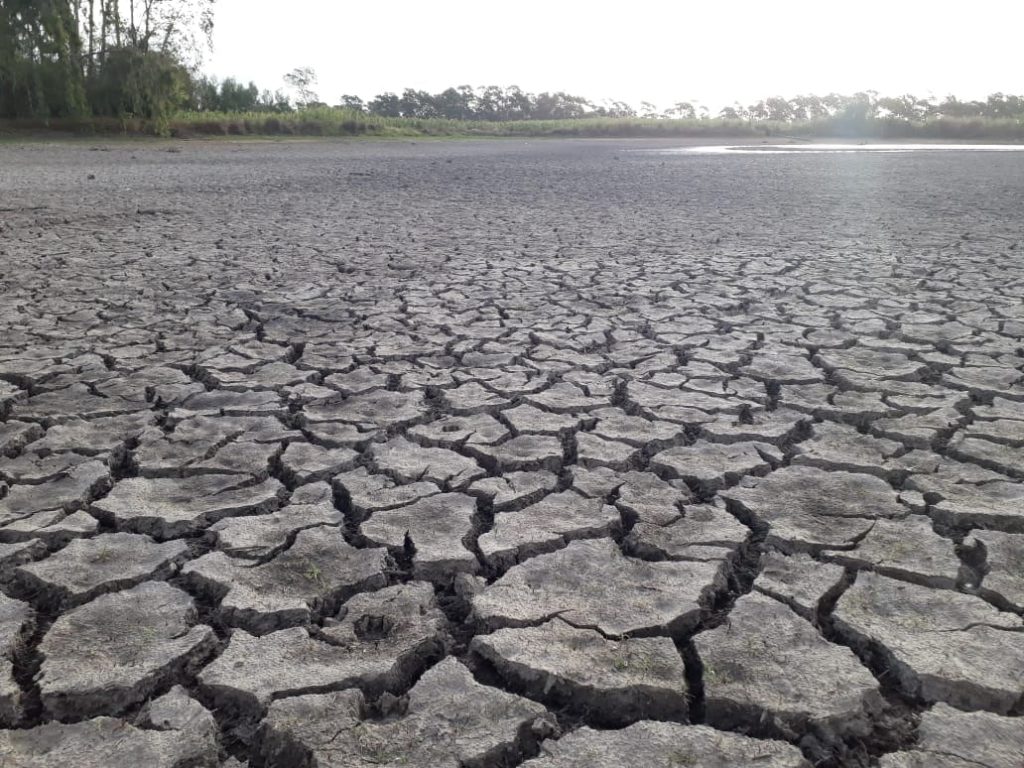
3,2,1024,127
0,0,213,121
183,77,1024,126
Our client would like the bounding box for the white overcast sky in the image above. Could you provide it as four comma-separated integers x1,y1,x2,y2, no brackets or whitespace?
207,0,1022,110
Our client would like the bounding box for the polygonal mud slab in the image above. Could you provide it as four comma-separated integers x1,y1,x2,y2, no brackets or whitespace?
303,390,429,430
971,397,1024,423
624,503,750,563
0,507,99,546
0,451,101,484
821,515,963,589
408,413,509,448
525,382,609,413
172,389,284,419
442,382,511,414
209,361,316,391
878,702,1024,768
0,714,219,767
575,433,641,470
360,492,479,581
947,435,1024,479
870,407,965,449
722,466,905,553
38,581,216,719
91,474,285,539
467,434,564,472
741,348,823,385
754,551,847,618
651,440,770,495
141,685,220,752
0,420,43,458
333,467,440,517
133,413,293,466
0,594,32,724
696,592,883,742
833,571,1024,713
15,532,188,608
258,657,552,768
183,526,389,634
568,465,624,499
11,384,144,425
468,470,558,511
814,347,927,381
474,538,727,637
612,470,692,526
589,407,687,449
962,417,1024,446
792,422,904,477
322,367,387,395
521,721,810,767
968,530,1024,612
0,460,110,526
0,538,46,578
279,441,358,484
208,486,342,559
699,408,807,446
478,491,620,570
201,583,446,716
370,437,485,489
501,404,582,436
921,480,1024,532
471,618,688,725
626,381,752,417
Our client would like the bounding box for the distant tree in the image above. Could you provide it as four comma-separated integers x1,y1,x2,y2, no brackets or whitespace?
505,85,532,119
339,94,364,111
397,88,436,118
368,91,401,117
600,100,636,118
190,74,220,110
877,94,922,121
258,88,291,112
764,96,794,121
433,86,474,119
217,77,258,111
665,102,695,119
283,66,318,108
476,85,506,120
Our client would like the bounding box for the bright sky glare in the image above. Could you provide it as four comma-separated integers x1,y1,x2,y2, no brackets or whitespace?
208,0,1023,111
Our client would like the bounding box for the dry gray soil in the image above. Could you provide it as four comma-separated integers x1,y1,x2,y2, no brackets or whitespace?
0,137,1022,767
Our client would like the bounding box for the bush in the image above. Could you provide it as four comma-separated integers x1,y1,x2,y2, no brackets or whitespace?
88,48,191,125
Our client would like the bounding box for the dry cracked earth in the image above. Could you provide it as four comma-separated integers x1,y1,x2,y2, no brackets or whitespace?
0,137,1022,767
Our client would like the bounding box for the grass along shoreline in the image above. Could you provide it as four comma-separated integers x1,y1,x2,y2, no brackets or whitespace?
2,108,1024,141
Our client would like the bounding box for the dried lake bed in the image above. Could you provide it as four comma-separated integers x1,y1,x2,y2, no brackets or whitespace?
0,138,1022,766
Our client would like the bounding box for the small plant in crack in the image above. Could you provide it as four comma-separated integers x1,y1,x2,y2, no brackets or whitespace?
612,649,655,674
353,722,402,764
302,559,324,586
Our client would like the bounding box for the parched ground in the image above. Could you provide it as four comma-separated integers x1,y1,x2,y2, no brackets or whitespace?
0,137,1023,767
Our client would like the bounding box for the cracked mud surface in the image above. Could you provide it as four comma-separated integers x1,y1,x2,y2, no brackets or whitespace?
0,138,1022,766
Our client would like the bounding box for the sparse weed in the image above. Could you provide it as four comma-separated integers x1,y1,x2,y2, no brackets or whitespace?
302,559,324,586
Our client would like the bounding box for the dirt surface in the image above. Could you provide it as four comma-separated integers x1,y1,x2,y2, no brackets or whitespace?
0,138,1023,767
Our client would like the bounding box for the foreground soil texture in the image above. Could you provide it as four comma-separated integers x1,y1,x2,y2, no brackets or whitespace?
0,138,1022,767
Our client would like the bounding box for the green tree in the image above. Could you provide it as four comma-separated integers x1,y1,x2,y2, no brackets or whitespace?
0,0,87,118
